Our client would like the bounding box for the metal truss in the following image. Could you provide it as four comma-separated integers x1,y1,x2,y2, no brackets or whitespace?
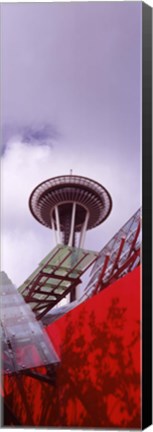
22,363,58,385
18,244,98,320
82,208,141,299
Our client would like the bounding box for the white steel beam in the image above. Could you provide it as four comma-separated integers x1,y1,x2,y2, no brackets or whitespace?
79,210,89,249
50,214,58,245
68,202,76,247
55,206,62,244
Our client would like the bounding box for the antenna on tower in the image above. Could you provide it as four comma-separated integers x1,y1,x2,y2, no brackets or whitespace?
70,169,73,175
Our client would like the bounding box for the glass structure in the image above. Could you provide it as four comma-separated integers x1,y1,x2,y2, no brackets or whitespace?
18,244,98,320
82,208,141,300
1,272,59,374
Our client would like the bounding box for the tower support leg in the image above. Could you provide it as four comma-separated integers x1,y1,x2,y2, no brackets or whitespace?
50,214,58,244
68,203,76,247
55,206,62,244
79,210,89,249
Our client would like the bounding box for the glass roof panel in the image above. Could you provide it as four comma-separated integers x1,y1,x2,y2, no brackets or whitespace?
18,245,98,318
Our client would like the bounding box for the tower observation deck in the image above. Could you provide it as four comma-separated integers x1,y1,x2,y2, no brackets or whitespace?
29,174,112,249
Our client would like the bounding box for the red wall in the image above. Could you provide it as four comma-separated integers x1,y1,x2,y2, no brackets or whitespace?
3,265,141,428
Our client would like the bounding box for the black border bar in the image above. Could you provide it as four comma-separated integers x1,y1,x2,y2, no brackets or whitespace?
142,2,152,429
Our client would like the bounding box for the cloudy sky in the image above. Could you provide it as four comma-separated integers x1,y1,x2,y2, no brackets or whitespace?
1,2,142,288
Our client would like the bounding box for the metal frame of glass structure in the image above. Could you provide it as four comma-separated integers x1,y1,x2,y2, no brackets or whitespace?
82,208,141,300
18,244,98,320
1,272,60,376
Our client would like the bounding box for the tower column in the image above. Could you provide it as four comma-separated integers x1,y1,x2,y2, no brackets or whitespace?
50,214,58,244
79,210,90,249
54,206,61,244
68,202,76,247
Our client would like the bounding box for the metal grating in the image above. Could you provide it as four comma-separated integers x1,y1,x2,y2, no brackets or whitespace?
82,208,141,300
0,272,60,375
18,244,98,319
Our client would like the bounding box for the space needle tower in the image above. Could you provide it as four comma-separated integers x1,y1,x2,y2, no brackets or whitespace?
29,173,112,300
29,173,112,248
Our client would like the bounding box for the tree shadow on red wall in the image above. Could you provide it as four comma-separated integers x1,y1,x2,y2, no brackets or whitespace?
54,296,140,428
3,296,140,428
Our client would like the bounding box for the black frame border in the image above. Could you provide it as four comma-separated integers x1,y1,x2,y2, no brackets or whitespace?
142,2,152,429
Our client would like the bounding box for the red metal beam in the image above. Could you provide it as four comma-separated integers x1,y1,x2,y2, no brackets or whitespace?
36,280,79,320
22,247,97,319
22,246,62,296
48,250,72,274
109,237,126,277
22,370,56,385
24,251,88,304
35,253,88,303
92,254,110,295
30,249,71,295
90,248,140,298
127,222,141,258
103,248,140,289
40,271,81,284
127,251,140,273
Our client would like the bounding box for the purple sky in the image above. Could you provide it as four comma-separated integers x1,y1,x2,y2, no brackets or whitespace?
1,2,142,287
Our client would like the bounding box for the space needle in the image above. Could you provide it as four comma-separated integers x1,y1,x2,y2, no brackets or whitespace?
29,173,112,250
